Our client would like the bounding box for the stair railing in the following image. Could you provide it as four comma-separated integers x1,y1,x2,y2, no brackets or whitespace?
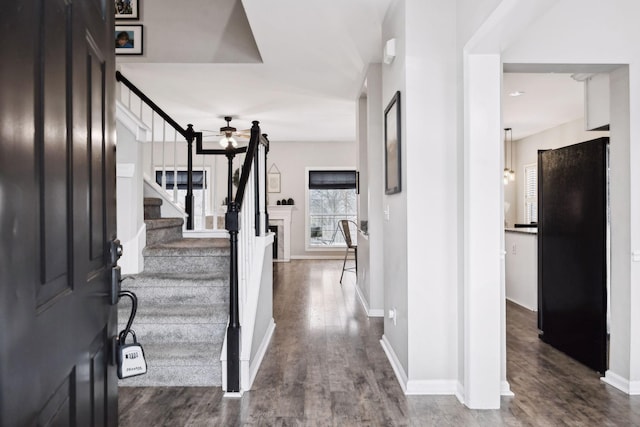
116,71,221,230
195,121,269,392
115,72,270,392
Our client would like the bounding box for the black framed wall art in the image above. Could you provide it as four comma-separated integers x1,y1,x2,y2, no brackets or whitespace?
115,0,139,19
384,91,401,195
115,25,143,55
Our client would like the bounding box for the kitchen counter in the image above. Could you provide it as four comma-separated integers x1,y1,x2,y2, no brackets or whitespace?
505,227,537,234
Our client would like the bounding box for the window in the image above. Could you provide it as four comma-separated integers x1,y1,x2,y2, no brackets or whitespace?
155,169,209,229
306,169,357,248
524,163,537,224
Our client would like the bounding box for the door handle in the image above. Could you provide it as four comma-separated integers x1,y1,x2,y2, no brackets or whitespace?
110,239,123,266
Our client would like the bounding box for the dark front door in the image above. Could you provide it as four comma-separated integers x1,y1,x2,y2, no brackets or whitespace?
538,137,608,374
0,1,117,425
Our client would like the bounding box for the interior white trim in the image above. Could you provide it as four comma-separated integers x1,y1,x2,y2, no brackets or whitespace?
116,100,151,142
505,297,537,312
290,255,344,260
456,381,465,404
119,223,146,275
380,335,408,393
245,319,276,391
354,282,384,317
602,371,640,395
405,380,457,395
268,205,292,261
501,380,514,397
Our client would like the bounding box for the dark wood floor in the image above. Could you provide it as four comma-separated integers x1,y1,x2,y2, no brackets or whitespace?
119,260,640,426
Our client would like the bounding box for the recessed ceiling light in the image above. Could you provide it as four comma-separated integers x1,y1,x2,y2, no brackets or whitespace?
509,91,525,97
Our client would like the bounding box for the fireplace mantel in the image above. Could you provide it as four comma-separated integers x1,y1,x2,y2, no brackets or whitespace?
268,205,293,262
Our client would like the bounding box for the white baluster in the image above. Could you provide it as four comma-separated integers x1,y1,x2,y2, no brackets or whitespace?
161,120,167,191
201,153,206,230
173,129,178,204
212,156,218,230
150,112,155,180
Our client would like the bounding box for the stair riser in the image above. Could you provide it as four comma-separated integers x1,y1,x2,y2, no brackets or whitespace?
143,256,229,274
144,205,161,220
119,364,221,387
120,286,229,306
119,323,226,343
146,226,183,246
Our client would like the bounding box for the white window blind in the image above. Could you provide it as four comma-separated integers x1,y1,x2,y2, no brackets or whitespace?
524,164,537,223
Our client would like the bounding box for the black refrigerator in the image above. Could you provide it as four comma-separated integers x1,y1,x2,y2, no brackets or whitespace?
537,137,608,374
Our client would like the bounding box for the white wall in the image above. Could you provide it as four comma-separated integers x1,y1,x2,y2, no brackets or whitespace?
381,0,409,378
356,64,385,316
266,140,356,258
379,0,459,393
116,115,147,274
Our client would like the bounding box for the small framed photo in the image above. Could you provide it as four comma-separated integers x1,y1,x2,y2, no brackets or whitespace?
384,91,401,195
115,25,143,55
268,172,281,193
115,0,139,20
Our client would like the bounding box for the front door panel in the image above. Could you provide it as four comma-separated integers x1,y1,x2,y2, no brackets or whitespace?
0,0,117,425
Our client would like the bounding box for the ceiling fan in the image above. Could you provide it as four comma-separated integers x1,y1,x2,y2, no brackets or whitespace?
202,116,251,148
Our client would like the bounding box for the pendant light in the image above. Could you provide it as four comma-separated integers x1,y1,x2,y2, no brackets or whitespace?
508,128,515,181
503,128,510,185
503,127,515,184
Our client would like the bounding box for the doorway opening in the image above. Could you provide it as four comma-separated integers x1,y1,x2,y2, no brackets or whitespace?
501,64,625,397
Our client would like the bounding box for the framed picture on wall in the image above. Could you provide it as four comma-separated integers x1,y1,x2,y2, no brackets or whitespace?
115,25,143,55
384,91,401,195
268,173,281,193
115,0,139,20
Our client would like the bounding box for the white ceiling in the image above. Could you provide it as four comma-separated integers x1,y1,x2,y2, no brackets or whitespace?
117,1,586,143
503,72,584,141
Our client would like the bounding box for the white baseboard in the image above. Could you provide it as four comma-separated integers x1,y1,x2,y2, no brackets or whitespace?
245,319,276,391
505,297,537,312
602,370,640,394
290,255,344,260
455,381,465,404
501,380,514,396
380,335,458,395
406,379,457,395
354,282,384,317
380,335,408,392
454,380,512,405
223,392,243,398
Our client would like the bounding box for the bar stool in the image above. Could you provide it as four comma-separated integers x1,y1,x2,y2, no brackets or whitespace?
339,220,357,284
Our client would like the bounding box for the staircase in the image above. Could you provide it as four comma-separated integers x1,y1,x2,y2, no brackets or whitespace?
118,197,230,386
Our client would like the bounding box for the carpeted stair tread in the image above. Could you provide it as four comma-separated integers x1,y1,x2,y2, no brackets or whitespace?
120,284,228,306
120,323,225,344
136,342,222,366
122,272,229,287
118,303,228,324
143,238,229,257
119,365,221,387
145,217,184,230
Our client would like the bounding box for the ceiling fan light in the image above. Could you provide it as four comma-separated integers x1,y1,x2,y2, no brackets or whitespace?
219,134,238,148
